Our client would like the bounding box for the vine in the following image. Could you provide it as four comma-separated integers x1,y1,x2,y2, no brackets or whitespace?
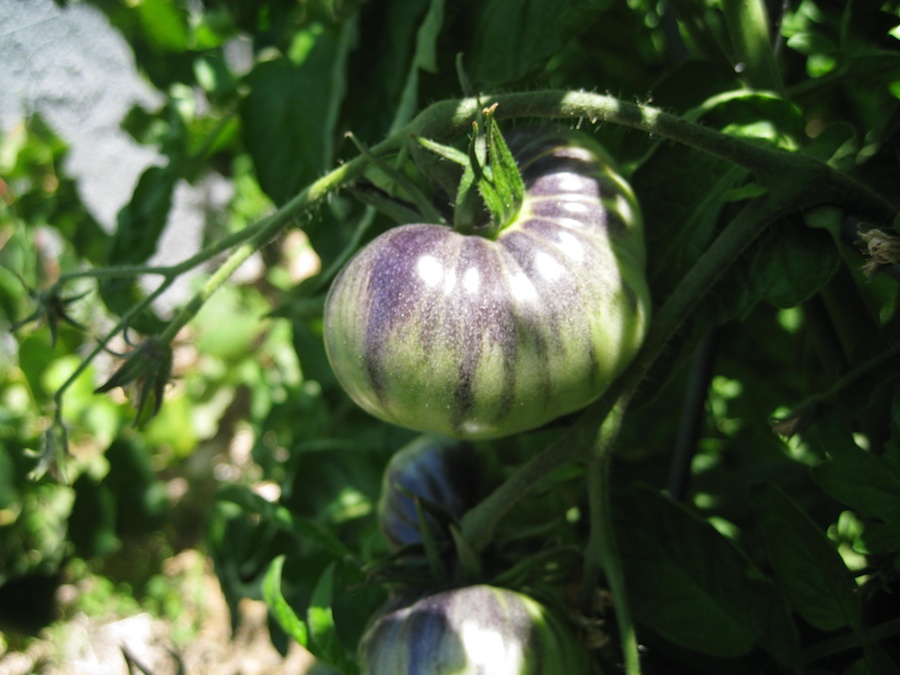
28,88,899,675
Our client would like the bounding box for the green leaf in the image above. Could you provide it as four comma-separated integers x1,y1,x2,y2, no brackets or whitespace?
636,152,748,296
808,418,900,525
844,648,900,675
468,0,602,84
135,0,189,52
217,485,354,560
720,0,782,90
846,50,900,84
263,555,310,647
748,482,861,633
637,89,807,307
241,21,354,205
858,521,900,555
109,175,170,243
389,0,445,133
616,486,798,661
805,123,858,168
307,563,358,674
0,446,17,510
99,164,176,333
714,224,841,323
686,90,805,149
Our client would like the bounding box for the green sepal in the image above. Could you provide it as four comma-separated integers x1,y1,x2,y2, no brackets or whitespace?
413,493,450,584
262,555,310,647
449,523,483,583
452,105,525,237
481,103,525,228
10,278,89,348
350,184,432,226
29,410,71,483
453,122,488,232
347,132,446,225
95,336,174,426
410,134,469,166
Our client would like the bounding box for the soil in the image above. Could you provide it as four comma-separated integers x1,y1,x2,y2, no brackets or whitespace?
0,550,315,675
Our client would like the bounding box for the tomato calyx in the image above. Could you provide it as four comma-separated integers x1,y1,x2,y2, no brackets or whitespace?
453,104,526,239
398,105,526,238
95,335,174,427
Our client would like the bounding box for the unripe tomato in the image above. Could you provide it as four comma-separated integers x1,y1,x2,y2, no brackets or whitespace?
324,129,650,439
358,584,588,675
378,435,480,549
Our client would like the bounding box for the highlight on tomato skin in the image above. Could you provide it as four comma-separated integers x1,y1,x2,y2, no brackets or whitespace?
357,584,589,675
323,127,651,440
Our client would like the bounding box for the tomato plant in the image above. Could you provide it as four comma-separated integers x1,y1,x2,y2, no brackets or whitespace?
3,1,900,674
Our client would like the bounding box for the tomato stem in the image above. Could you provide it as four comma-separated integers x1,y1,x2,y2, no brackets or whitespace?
55,87,898,443
459,423,592,550
583,399,642,674
408,90,896,227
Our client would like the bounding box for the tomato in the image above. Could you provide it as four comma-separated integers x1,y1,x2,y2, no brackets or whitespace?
324,128,650,439
358,584,588,675
378,435,480,549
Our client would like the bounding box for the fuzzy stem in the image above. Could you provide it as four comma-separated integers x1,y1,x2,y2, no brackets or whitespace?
64,88,898,371
459,419,592,550
58,88,898,453
408,90,897,226
582,400,641,674
56,217,278,286
158,154,374,341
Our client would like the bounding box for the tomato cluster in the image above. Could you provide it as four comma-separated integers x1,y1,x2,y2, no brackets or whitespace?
325,128,648,673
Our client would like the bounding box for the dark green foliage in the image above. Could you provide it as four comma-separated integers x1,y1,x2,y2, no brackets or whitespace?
2,0,900,672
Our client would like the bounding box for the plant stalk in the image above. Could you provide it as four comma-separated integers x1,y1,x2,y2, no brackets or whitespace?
408,90,897,226
157,156,373,342
582,400,641,674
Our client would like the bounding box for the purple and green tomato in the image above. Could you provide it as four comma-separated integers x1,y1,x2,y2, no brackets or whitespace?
358,584,588,675
324,129,650,440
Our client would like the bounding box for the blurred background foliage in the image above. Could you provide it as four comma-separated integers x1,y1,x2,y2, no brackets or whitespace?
2,0,900,673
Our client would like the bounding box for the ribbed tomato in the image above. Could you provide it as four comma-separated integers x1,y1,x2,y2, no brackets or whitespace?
378,435,480,549
357,584,588,675
324,128,650,439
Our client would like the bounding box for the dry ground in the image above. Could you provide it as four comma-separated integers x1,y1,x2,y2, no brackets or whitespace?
0,550,314,675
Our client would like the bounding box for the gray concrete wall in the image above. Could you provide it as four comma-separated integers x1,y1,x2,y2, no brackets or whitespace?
0,0,244,313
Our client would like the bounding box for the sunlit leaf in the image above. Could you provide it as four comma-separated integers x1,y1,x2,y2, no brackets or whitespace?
241,21,354,205
749,482,861,633
307,563,358,674
809,418,900,525
263,555,309,647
